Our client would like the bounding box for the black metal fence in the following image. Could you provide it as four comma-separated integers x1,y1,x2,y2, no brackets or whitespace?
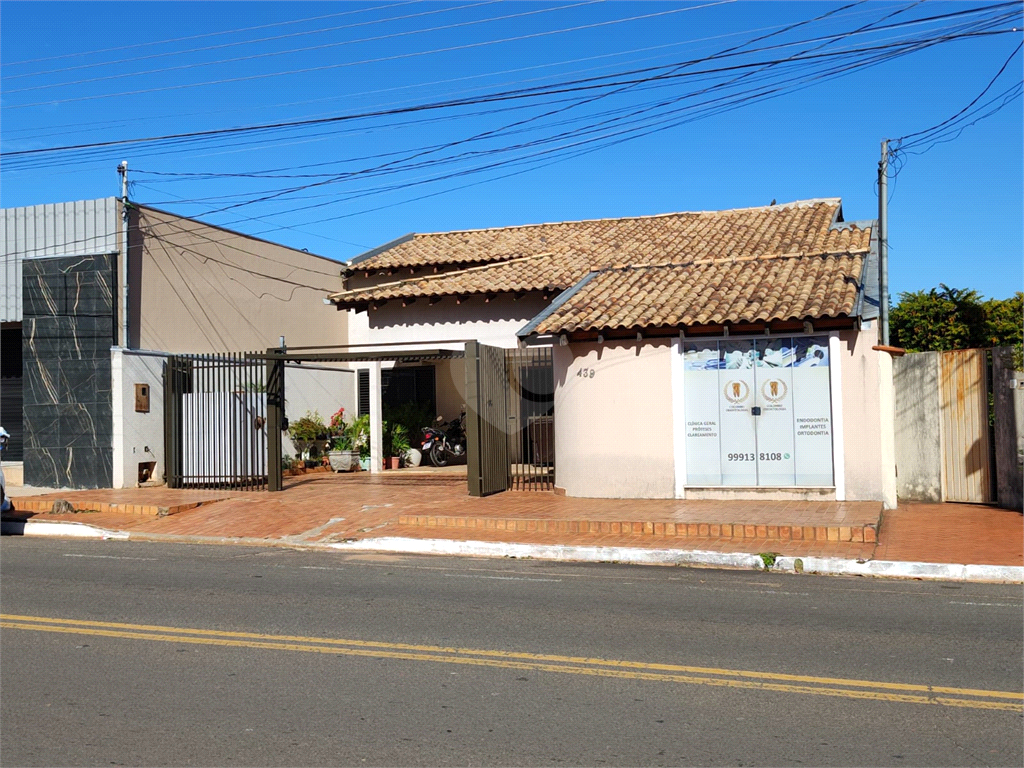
505,346,555,491
164,352,270,490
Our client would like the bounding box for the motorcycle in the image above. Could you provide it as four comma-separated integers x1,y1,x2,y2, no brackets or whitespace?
0,427,11,514
420,411,467,467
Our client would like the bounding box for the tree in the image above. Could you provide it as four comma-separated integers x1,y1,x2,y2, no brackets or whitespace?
890,285,1022,354
983,292,1023,349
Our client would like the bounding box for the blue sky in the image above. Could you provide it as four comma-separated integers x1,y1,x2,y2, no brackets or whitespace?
1,1,1021,302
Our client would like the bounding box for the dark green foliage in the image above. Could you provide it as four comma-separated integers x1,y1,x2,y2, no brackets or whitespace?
383,401,436,440
891,285,1022,353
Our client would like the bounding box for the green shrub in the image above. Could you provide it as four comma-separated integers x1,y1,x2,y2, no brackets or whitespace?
288,411,328,442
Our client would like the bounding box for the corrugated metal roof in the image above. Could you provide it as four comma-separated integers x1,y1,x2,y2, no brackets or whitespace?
1,197,119,323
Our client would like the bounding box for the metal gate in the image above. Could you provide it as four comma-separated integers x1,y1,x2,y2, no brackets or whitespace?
164,352,270,490
466,341,509,496
939,349,994,503
466,342,555,496
506,347,555,491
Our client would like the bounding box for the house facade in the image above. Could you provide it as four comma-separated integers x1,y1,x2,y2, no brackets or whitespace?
330,198,897,507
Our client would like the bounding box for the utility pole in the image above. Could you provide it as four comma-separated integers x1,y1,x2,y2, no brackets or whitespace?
117,161,130,348
877,140,889,346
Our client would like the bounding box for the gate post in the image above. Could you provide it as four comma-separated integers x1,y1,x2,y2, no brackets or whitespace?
163,355,184,488
265,348,285,492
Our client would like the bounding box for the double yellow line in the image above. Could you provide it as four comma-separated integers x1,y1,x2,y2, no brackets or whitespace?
3,613,1021,712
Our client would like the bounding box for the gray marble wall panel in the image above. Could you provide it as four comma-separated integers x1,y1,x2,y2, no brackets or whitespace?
22,254,115,488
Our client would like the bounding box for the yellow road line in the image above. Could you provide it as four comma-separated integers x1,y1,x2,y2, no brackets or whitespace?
2,615,1020,712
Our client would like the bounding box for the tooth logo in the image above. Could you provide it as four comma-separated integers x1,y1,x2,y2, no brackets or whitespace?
724,381,749,404
761,379,788,403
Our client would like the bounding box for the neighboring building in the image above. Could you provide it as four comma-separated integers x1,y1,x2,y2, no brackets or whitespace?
329,199,897,507
1,198,352,489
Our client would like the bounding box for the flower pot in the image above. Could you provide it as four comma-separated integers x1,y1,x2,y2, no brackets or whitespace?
328,450,360,472
358,457,370,471
404,448,422,468
385,456,401,470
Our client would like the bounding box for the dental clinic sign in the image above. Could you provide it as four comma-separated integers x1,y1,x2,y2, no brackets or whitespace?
682,337,834,487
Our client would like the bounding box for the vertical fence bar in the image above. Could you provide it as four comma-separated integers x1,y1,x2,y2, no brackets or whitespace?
201,354,208,489
266,348,284,492
245,352,251,491
205,354,211,488
240,352,248,489
163,357,178,488
261,352,268,491
227,352,234,489
218,354,224,488
258,352,265,491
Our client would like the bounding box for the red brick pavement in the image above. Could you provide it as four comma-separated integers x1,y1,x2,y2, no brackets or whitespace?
874,501,1023,566
4,471,1021,567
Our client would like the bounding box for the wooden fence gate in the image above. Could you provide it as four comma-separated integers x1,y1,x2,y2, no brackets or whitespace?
939,349,994,503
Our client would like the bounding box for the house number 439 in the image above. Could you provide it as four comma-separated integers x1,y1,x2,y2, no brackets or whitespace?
576,367,596,379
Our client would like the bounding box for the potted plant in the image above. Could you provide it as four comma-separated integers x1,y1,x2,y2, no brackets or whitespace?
326,408,360,472
347,414,372,470
287,411,328,461
383,421,410,470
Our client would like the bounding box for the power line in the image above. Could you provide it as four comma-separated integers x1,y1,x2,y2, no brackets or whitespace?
135,223,343,293
0,1,470,81
4,11,1016,164
193,0,882,217
0,2,423,67
131,182,372,248
0,5,887,143
893,39,1023,150
129,11,1017,240
232,21,1019,229
3,0,596,94
2,1,735,110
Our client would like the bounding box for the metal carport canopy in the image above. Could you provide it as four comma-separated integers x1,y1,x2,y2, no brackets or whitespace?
267,340,468,364
263,340,469,491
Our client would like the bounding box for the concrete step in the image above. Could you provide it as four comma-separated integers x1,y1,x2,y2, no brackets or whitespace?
396,514,878,543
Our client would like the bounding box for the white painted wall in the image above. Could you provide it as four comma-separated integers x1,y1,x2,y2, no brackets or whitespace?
838,327,888,503
282,363,358,460
111,349,166,489
554,340,676,499
435,358,467,423
346,294,550,349
877,343,898,509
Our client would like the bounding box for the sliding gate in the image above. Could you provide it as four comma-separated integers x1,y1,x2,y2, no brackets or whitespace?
466,342,555,496
164,352,271,490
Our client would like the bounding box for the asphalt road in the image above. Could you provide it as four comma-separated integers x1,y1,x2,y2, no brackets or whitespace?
1,537,1021,767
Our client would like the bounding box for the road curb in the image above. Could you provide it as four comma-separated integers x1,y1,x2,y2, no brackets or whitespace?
4,520,1021,583
1,519,129,540
771,555,1024,583
330,536,766,570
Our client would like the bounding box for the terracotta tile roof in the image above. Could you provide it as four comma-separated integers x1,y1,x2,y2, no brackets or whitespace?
329,199,873,315
524,251,866,335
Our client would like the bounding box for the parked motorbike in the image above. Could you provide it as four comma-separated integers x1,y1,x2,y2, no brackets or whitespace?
420,411,467,467
0,427,11,513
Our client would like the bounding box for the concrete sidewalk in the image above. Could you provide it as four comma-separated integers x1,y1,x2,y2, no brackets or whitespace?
3,469,1021,582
